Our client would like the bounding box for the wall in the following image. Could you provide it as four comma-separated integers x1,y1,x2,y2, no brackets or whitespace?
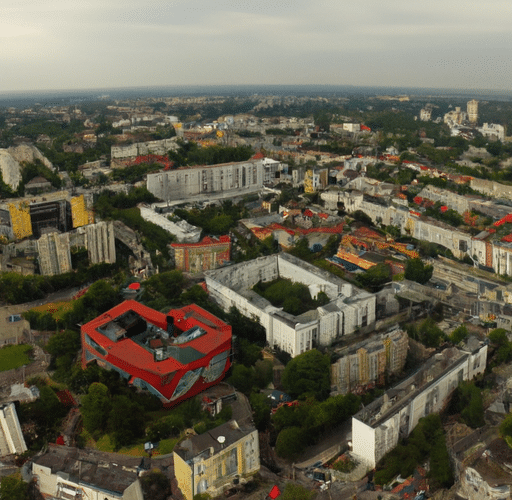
174,452,193,500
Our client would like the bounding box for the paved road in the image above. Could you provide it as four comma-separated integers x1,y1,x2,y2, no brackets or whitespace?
295,420,352,469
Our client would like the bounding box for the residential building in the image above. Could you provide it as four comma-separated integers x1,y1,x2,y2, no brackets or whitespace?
478,123,505,141
419,107,432,121
171,235,231,273
352,342,487,468
37,232,72,276
146,158,266,203
81,300,232,406
444,107,467,126
32,444,151,500
467,99,479,124
0,402,27,456
139,206,201,243
331,329,408,395
174,420,259,500
205,253,376,357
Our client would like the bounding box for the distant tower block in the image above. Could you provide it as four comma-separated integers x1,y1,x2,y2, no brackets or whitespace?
467,99,478,124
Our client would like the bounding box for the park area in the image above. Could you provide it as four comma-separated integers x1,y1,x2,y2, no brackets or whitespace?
0,344,32,371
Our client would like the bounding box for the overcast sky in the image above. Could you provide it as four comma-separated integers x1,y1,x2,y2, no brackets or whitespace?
2,0,511,93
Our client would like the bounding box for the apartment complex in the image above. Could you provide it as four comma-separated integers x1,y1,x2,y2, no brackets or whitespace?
205,253,375,357
147,157,276,203
331,329,408,395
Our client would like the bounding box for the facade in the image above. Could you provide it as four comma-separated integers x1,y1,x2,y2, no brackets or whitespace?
111,138,179,159
444,107,467,126
352,342,488,468
174,420,259,500
171,235,231,273
139,206,201,243
205,253,376,357
81,300,232,406
419,108,432,121
32,444,146,500
331,329,408,395
478,123,505,141
146,158,265,202
37,232,72,276
467,99,479,124
0,402,27,456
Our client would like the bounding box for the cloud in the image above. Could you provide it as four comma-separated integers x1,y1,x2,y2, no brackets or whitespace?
1,1,512,91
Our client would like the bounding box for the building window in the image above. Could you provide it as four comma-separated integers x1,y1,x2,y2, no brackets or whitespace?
226,448,238,475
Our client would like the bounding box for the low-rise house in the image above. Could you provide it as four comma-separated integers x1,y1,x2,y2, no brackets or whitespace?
173,420,259,500
32,444,154,500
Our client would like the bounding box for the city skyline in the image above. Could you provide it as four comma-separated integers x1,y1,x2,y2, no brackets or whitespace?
2,1,512,93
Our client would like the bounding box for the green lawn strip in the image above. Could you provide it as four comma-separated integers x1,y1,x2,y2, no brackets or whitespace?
0,344,32,371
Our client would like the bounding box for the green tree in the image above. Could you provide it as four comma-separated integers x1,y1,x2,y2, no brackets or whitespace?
0,473,28,500
229,364,254,395
281,482,316,500
249,392,271,431
275,426,305,460
81,382,112,436
450,324,468,344
109,395,145,448
417,318,446,347
281,349,331,400
356,263,391,292
405,258,433,284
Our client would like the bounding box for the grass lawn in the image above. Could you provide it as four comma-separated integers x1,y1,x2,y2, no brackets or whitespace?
31,301,73,321
0,344,32,372
81,430,180,457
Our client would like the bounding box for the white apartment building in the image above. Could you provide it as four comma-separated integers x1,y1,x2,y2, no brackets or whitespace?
205,253,376,357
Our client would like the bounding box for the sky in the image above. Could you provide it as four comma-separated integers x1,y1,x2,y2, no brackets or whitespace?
2,0,512,93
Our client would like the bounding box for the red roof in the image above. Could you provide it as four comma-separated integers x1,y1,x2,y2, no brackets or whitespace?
171,235,231,249
128,282,141,290
56,390,77,407
81,300,231,405
251,152,265,160
494,214,512,226
303,209,314,218
502,234,512,242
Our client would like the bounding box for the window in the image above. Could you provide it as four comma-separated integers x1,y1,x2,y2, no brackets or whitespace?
225,448,238,475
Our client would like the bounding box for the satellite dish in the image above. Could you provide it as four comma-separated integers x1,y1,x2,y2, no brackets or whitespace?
217,436,225,444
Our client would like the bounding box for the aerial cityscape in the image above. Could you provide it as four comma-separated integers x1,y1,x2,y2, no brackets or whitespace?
2,2,512,500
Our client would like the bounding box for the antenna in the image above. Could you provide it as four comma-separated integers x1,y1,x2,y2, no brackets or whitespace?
217,436,225,448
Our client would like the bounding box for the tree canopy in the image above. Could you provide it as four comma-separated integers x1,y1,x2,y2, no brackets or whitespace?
281,349,331,400
405,258,433,284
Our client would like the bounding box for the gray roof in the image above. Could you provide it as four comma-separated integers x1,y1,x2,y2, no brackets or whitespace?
174,420,254,462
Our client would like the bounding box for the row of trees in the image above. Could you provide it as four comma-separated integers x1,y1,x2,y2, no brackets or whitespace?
374,414,453,489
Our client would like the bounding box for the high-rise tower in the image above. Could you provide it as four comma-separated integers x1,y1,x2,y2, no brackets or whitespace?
467,99,478,124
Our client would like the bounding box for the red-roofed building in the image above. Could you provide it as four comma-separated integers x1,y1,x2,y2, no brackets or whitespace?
81,300,232,407
171,235,231,273
495,214,512,226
